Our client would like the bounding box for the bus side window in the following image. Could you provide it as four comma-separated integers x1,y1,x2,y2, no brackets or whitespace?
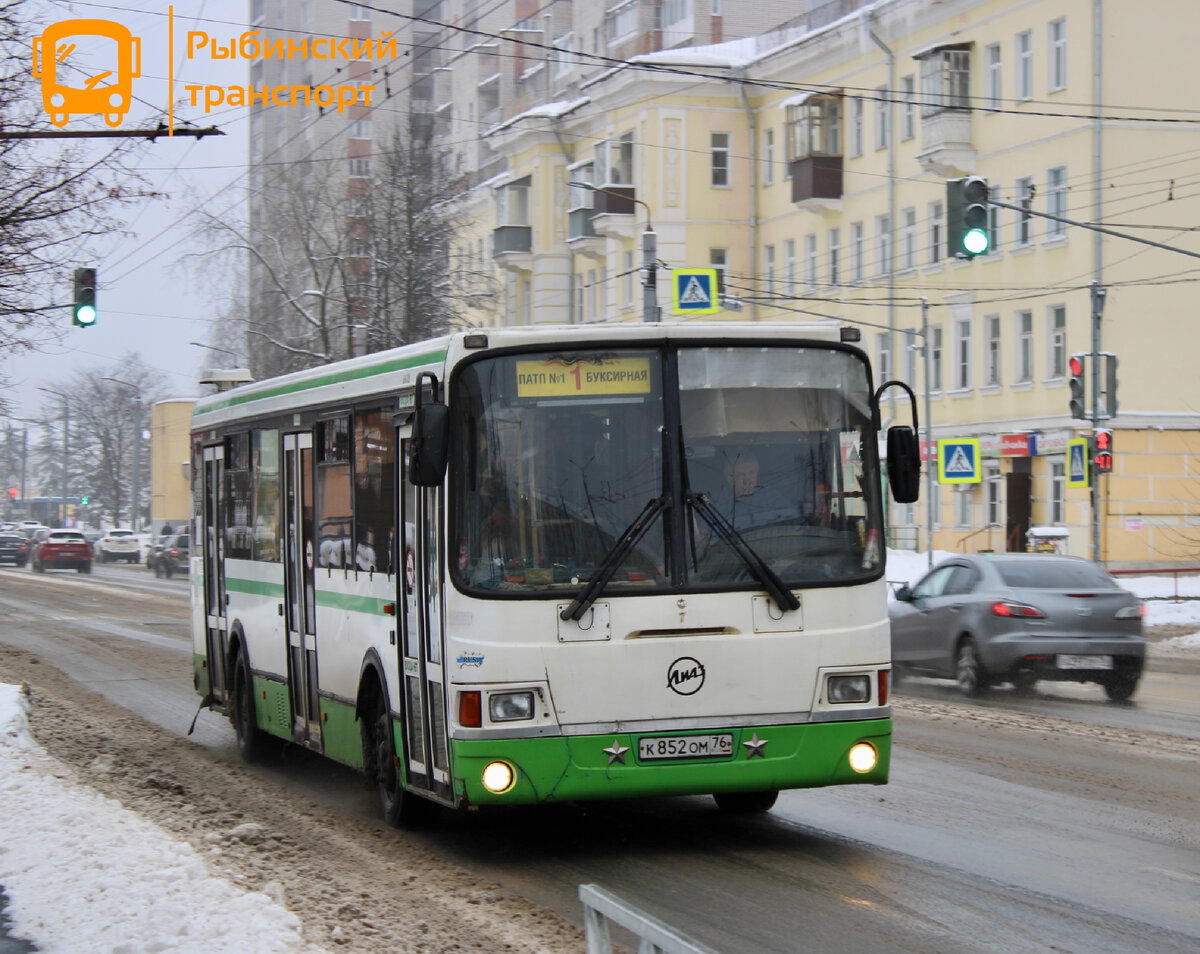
354,410,395,574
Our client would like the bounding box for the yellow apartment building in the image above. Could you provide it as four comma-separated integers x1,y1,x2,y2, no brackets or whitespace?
149,400,195,535
456,0,1200,568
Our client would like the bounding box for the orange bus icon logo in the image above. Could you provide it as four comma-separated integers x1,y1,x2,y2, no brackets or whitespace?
32,19,141,127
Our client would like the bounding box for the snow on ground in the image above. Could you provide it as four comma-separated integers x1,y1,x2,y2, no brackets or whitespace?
0,683,329,954
0,551,1196,951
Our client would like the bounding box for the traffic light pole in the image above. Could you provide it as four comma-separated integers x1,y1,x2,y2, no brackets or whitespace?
1089,281,1106,563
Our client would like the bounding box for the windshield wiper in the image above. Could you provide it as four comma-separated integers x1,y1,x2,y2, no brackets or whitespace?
559,495,668,622
687,491,800,614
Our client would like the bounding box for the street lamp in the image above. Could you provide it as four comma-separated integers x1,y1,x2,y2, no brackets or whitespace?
104,376,147,532
567,181,659,323
36,387,70,526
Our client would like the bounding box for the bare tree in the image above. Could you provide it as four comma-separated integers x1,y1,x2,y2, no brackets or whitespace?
0,1,153,405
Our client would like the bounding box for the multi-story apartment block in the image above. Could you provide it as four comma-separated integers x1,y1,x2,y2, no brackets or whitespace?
246,0,1200,567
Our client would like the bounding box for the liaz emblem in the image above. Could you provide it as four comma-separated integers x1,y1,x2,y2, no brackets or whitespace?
666,656,705,696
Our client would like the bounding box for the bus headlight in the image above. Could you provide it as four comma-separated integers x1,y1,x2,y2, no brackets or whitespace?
488,691,534,722
481,760,515,793
827,674,871,704
848,742,878,774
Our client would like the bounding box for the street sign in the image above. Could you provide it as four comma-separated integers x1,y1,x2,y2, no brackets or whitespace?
937,439,980,484
671,269,719,315
1067,438,1090,488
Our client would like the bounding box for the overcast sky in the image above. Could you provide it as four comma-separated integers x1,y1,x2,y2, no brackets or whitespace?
8,0,250,422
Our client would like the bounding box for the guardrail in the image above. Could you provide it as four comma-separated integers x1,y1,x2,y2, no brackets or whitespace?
580,884,720,954
1108,566,1200,602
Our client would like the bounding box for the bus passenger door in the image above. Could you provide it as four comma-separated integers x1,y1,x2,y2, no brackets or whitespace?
397,429,453,804
201,444,229,704
283,432,322,749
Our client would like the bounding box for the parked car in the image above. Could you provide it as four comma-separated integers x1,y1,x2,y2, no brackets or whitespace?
0,531,30,567
31,529,92,574
95,528,141,563
149,533,189,578
889,554,1146,703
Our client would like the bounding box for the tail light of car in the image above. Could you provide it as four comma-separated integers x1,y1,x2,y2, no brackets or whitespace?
1114,603,1146,619
169,548,179,558
991,600,1045,618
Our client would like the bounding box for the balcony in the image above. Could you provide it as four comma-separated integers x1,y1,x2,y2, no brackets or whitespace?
590,185,637,239
789,154,843,212
492,225,532,272
567,208,605,259
917,109,975,177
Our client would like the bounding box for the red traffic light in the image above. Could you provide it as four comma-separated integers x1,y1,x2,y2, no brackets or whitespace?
6,488,15,500
1069,355,1084,377
1095,428,1112,452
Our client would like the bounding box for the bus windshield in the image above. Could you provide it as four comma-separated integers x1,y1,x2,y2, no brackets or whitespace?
450,343,882,596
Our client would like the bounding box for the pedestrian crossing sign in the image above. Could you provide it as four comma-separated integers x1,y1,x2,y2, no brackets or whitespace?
1067,438,1090,488
937,439,981,484
672,269,719,314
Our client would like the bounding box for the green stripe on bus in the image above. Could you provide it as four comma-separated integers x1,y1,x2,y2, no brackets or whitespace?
225,577,286,598
314,590,392,616
196,348,448,414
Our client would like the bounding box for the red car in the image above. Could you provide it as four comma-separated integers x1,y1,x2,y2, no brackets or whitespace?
31,529,93,574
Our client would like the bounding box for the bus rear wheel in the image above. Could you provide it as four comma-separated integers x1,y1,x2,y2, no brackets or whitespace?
713,790,778,814
231,651,269,763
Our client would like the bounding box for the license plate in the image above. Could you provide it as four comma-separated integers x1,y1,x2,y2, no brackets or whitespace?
1057,654,1113,670
637,734,734,761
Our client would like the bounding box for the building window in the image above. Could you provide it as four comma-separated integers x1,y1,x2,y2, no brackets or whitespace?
786,94,842,160
1049,305,1067,377
764,244,776,297
931,480,942,530
904,331,917,385
1050,461,1065,524
349,156,371,178
850,97,863,157
763,128,775,185
1049,18,1067,91
900,75,915,140
1017,30,1033,100
986,315,1002,385
901,207,917,271
929,200,944,264
1016,176,1034,245
931,325,943,391
784,238,796,295
597,133,634,185
828,228,840,287
349,118,372,140
605,0,638,42
876,215,891,277
851,222,864,283
875,86,888,150
348,3,371,20
985,462,1002,526
587,268,597,321
496,179,530,226
1016,310,1033,381
920,46,970,116
986,43,1002,110
955,486,972,526
1047,165,1067,238
954,318,972,390
711,132,731,187
804,233,817,289
710,248,727,293
877,333,892,383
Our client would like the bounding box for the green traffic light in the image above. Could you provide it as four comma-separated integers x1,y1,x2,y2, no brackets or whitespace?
76,304,96,325
963,228,989,255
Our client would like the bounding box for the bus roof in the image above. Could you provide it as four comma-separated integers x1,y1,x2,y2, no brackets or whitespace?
191,321,847,431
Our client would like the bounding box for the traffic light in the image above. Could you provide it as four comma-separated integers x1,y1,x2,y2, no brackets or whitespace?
1093,427,1114,473
6,488,15,500
1068,354,1087,419
1103,353,1119,418
73,267,97,327
80,496,89,506
946,176,990,258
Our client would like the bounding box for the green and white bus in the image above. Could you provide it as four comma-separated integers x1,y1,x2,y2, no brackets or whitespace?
191,323,920,823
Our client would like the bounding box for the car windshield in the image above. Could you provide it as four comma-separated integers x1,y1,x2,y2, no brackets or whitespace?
996,560,1115,589
49,532,85,542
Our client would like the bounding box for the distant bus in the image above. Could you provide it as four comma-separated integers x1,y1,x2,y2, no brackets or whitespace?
190,324,920,823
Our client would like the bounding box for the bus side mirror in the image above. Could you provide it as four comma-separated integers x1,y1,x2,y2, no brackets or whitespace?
410,403,449,486
887,426,921,504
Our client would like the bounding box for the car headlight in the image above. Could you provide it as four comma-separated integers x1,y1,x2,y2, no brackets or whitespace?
488,691,535,722
827,674,871,704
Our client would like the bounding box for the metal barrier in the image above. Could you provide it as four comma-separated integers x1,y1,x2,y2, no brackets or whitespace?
580,884,720,954
1108,566,1200,602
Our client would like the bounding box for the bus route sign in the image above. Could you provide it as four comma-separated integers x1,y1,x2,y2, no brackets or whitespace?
516,357,652,397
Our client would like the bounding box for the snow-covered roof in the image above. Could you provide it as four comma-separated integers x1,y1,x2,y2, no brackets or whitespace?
485,97,590,137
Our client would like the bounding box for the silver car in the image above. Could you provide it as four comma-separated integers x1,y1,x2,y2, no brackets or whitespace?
889,554,1145,702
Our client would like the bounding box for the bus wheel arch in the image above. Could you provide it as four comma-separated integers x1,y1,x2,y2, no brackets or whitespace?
228,626,269,762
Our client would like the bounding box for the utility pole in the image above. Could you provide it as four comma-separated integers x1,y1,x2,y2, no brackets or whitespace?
642,227,659,323
1089,281,1107,562
921,298,935,568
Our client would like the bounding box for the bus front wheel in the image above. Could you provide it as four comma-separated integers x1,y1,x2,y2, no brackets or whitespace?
369,694,439,828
